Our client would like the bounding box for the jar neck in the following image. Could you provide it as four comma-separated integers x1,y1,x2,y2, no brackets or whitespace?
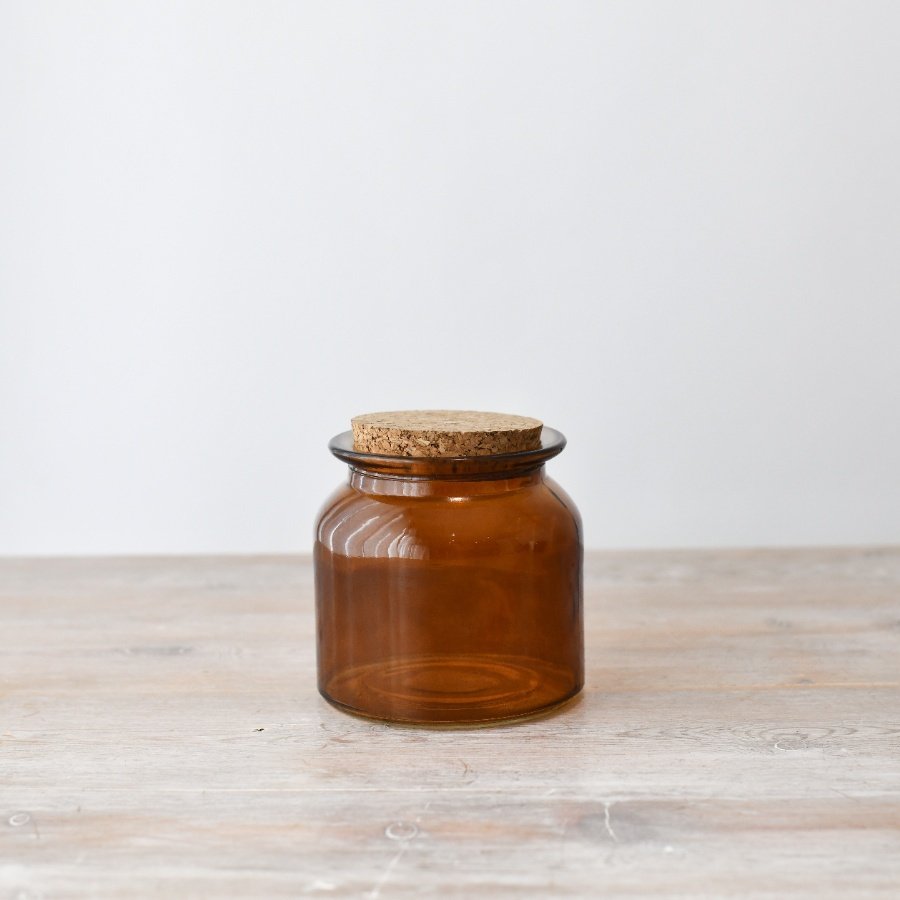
328,426,566,497
348,464,545,498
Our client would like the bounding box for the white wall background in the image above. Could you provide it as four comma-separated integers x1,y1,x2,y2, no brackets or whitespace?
1,1,898,554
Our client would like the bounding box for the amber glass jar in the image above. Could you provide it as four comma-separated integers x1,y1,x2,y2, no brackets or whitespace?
314,426,583,724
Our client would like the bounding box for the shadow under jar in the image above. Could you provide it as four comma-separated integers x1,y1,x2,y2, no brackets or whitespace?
314,427,583,725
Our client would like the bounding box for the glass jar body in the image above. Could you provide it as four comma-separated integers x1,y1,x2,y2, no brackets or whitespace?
314,445,583,725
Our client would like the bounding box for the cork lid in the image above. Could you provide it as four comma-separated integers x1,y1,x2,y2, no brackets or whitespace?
351,410,544,458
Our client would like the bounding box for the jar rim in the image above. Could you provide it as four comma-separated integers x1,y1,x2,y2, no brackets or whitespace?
328,426,566,479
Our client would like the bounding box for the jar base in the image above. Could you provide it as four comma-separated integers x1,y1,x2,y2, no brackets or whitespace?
318,653,583,726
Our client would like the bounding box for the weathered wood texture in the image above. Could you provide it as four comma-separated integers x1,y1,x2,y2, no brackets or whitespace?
1,548,898,898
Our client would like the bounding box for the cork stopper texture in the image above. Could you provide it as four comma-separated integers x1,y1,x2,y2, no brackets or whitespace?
352,410,543,457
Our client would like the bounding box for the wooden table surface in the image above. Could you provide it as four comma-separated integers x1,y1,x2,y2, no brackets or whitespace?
2,548,899,898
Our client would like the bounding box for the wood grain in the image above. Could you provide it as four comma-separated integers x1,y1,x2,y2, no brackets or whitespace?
1,548,898,898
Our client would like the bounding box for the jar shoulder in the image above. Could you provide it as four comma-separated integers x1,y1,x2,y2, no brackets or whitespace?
315,476,581,559
314,482,357,541
542,475,583,536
